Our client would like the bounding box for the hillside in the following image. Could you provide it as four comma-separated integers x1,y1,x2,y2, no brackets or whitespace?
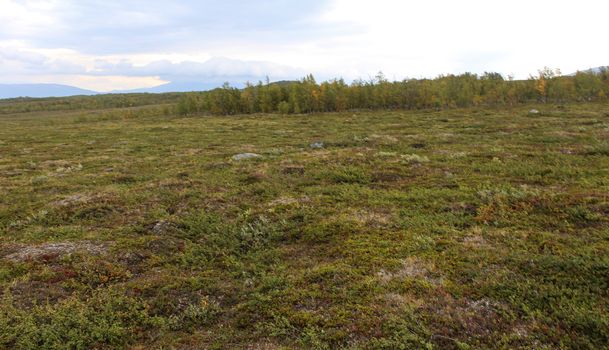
1,102,608,348
0,84,96,99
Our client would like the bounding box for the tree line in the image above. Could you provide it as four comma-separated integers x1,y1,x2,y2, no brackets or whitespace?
177,67,609,116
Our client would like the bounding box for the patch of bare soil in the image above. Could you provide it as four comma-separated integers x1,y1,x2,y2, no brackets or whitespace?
377,257,441,284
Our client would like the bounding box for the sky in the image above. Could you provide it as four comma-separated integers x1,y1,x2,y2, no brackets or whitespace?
0,0,607,92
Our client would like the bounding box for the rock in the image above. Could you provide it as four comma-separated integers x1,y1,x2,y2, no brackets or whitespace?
119,251,147,266
232,153,262,161
151,220,176,235
400,154,430,164
309,142,324,149
3,241,106,262
529,109,540,115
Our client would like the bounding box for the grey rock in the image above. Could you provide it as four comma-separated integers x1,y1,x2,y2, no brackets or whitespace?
310,142,324,149
151,220,176,235
232,153,262,161
3,241,106,262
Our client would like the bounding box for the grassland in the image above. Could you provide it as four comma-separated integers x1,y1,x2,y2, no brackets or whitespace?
1,102,608,349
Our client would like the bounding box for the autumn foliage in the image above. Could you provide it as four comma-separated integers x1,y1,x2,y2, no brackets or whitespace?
177,68,609,115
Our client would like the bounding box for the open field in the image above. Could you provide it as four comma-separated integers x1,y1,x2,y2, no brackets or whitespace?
1,103,608,349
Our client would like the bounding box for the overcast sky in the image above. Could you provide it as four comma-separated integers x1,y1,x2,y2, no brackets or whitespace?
0,0,607,91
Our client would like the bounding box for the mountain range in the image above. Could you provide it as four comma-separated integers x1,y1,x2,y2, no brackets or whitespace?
0,81,234,99
0,84,97,99
109,81,238,94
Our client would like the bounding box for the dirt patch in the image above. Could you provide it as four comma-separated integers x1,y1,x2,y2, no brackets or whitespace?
39,159,72,169
267,196,310,207
176,148,204,156
372,171,403,183
548,130,580,138
445,202,477,216
428,296,513,345
155,178,193,190
146,237,185,256
52,193,93,207
7,280,70,308
462,234,489,249
410,142,427,149
349,209,392,227
301,149,333,160
377,257,441,284
3,241,107,263
282,165,305,175
37,159,83,174
244,342,283,350
369,134,399,143
382,292,425,310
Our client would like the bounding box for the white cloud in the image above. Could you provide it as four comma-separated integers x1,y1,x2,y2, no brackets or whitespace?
92,57,304,82
0,41,304,90
0,0,62,37
311,0,609,79
0,0,607,91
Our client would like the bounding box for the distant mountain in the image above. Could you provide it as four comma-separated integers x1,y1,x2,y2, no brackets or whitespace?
112,81,232,94
568,66,608,76
584,66,607,74
0,84,97,99
111,79,295,94
268,80,299,87
0,78,299,99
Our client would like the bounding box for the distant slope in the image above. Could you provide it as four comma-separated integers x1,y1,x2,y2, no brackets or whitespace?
0,79,300,98
568,66,608,76
585,66,608,73
112,81,228,94
112,79,291,94
0,84,97,99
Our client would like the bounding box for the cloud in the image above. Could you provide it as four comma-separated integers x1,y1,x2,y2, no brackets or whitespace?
0,0,608,91
0,0,328,90
0,48,47,65
0,0,61,38
0,44,87,75
0,42,305,90
91,57,305,83
0,0,332,54
0,44,304,83
315,0,609,79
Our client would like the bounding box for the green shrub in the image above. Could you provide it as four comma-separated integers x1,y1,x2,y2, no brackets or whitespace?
277,101,290,115
0,290,160,350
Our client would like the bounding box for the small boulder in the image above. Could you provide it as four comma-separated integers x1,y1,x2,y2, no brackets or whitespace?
310,142,324,149
151,220,176,235
232,153,262,161
3,241,106,263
